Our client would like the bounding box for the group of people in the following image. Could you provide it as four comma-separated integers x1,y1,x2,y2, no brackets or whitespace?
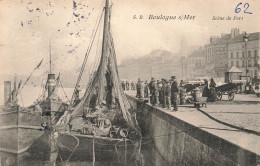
202,78,217,102
121,81,136,91
121,76,219,111
134,76,181,111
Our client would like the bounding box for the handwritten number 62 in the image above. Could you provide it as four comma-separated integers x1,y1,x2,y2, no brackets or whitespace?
235,2,253,14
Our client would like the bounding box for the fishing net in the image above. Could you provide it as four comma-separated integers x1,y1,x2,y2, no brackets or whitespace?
69,16,137,131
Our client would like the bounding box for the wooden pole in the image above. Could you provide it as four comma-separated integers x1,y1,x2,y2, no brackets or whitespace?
92,135,95,165
125,139,127,163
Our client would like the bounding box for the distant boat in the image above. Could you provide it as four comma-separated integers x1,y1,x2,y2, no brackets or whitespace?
0,46,68,154
0,105,45,154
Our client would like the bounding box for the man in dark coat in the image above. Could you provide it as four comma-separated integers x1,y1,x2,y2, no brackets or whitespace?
136,78,141,98
171,76,179,111
153,79,159,107
121,81,125,91
202,79,210,100
149,77,155,103
131,81,135,90
209,78,216,102
126,81,130,91
144,80,149,98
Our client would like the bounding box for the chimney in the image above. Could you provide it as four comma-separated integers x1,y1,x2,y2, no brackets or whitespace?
210,36,220,44
4,81,11,105
231,28,240,38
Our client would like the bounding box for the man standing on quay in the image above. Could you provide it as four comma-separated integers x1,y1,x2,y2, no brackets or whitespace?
164,80,171,109
171,76,179,111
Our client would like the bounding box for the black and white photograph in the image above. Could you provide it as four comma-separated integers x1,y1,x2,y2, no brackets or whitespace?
0,0,260,165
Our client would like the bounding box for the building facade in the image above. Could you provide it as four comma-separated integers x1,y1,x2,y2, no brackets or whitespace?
186,28,260,82
228,32,260,81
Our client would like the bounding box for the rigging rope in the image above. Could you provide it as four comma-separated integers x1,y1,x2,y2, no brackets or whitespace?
58,79,71,104
71,6,105,104
19,93,24,107
83,11,104,90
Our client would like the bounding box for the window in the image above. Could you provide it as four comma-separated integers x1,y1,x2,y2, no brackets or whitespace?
236,61,239,67
231,52,233,59
242,51,244,58
255,70,257,76
254,59,258,66
255,50,258,58
242,60,245,67
231,61,234,66
248,59,252,67
237,52,239,58
248,51,251,58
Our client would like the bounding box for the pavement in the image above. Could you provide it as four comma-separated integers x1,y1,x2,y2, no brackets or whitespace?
125,90,260,156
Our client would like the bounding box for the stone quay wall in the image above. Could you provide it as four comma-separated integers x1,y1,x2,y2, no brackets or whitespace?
127,95,259,166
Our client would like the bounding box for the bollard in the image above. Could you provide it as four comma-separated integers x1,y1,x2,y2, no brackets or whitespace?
4,81,11,105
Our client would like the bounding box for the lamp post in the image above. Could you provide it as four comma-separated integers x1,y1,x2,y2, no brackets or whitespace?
243,32,250,93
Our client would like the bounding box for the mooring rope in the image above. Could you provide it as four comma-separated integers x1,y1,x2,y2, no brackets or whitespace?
197,107,260,136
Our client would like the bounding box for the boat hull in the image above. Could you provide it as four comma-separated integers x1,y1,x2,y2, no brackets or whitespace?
56,133,140,162
0,105,47,154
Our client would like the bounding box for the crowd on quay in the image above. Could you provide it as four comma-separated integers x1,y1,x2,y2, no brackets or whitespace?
121,76,219,111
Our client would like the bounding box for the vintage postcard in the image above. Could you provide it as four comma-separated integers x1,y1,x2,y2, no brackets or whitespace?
0,0,260,165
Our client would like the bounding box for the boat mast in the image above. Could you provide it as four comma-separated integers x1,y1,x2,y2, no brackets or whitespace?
47,40,55,98
49,40,52,74
98,0,110,103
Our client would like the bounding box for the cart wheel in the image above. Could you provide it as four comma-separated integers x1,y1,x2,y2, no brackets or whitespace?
216,91,222,100
228,92,234,101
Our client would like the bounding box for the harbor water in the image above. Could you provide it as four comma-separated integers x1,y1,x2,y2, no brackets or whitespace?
0,137,168,166
0,85,168,166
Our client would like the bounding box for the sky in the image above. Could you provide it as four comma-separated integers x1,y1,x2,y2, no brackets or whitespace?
0,0,260,76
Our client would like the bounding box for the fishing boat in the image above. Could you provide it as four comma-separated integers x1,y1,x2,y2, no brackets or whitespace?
53,0,142,163
0,46,68,154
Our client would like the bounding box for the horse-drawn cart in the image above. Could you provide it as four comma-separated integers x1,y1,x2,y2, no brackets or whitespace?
216,82,242,101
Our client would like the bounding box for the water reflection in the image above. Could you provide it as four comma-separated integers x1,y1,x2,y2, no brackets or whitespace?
0,136,168,166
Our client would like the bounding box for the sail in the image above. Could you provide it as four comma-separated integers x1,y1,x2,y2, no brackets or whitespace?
69,0,137,130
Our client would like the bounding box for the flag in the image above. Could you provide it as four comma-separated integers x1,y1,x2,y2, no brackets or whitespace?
56,72,60,82
18,80,22,90
35,59,43,69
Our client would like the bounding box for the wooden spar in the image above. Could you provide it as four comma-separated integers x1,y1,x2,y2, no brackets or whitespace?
97,0,109,103
49,40,52,74
92,135,96,165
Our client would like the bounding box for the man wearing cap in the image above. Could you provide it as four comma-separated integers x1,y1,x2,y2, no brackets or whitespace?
126,81,130,91
158,80,163,106
171,76,179,111
144,80,149,98
161,79,166,107
136,78,141,98
153,79,159,106
149,77,155,103
74,85,81,105
164,80,171,109
121,81,126,91
140,80,144,98
131,81,135,90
